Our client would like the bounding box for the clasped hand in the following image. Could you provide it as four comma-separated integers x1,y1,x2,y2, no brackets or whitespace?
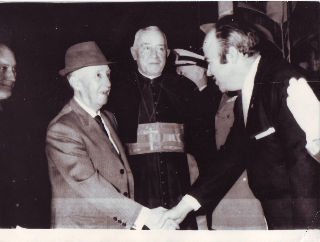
145,199,194,229
144,207,179,230
145,199,194,230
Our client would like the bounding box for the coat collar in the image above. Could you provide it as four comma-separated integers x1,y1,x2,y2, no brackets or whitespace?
69,98,128,161
245,57,281,137
69,98,93,127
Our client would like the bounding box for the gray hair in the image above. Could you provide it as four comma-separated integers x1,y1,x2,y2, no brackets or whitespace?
132,26,168,49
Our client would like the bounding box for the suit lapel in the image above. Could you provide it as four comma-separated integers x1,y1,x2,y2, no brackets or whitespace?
68,99,135,198
234,93,245,131
69,99,119,158
246,58,274,138
100,111,135,197
245,57,263,131
69,99,132,173
100,112,128,163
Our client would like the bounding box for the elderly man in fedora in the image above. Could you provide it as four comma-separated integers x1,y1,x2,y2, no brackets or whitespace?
46,41,178,229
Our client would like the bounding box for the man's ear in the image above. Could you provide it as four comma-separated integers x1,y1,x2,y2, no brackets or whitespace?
130,47,137,60
226,46,239,64
68,75,80,90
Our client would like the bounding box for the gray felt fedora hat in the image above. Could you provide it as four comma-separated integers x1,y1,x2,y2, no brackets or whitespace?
59,41,112,76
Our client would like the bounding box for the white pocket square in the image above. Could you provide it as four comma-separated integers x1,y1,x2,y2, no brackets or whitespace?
255,127,275,140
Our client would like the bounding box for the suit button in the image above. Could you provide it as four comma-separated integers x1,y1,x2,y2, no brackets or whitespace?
15,203,20,208
123,192,128,197
120,169,124,174
122,222,126,227
113,217,117,221
118,219,122,223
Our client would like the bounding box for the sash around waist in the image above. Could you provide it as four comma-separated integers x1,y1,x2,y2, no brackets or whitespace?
126,122,184,155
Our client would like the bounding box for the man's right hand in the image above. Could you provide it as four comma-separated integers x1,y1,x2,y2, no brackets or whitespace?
144,207,179,230
162,199,194,225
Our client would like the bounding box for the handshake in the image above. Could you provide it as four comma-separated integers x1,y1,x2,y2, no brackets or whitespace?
143,198,195,230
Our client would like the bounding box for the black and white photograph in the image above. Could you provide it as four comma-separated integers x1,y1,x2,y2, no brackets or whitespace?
0,1,319,241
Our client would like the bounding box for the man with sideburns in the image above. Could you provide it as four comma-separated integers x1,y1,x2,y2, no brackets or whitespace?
163,16,320,229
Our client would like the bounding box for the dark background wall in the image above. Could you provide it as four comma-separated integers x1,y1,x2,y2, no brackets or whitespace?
0,2,219,120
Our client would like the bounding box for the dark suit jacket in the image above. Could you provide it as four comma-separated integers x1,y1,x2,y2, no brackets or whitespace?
46,99,142,228
0,100,50,228
189,57,320,229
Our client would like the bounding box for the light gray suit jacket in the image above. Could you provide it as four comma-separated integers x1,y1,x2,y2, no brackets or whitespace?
46,99,142,228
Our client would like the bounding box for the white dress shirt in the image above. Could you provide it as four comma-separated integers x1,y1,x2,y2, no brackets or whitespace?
74,97,119,154
241,55,261,126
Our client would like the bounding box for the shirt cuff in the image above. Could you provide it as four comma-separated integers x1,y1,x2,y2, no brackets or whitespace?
133,207,150,230
199,85,207,92
182,194,201,211
306,138,320,162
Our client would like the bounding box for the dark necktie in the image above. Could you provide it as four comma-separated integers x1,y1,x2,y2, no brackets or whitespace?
94,115,122,157
94,115,109,138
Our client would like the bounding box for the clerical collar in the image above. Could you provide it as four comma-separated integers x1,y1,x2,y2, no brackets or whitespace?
138,69,161,80
74,97,101,118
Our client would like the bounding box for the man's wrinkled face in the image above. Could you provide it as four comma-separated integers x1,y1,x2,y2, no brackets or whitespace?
0,47,16,100
203,31,241,92
132,30,168,77
72,65,111,111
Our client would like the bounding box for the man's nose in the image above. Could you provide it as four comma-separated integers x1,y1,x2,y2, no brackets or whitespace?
206,67,213,77
5,68,16,82
104,76,111,89
150,47,157,58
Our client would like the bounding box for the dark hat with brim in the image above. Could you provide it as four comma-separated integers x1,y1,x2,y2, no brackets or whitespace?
59,41,113,76
173,48,207,68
